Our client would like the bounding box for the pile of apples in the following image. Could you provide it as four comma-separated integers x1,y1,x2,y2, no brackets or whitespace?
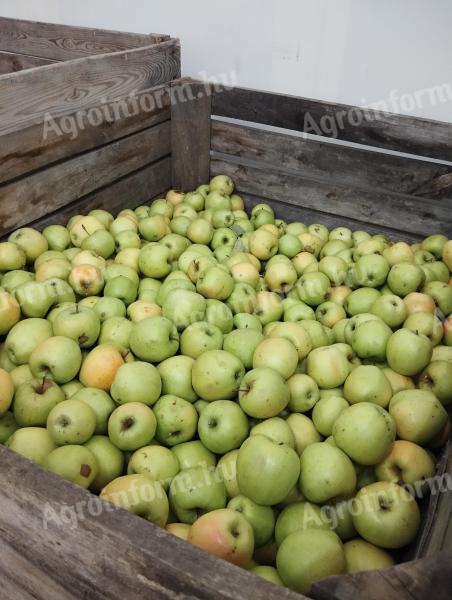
1,174,452,594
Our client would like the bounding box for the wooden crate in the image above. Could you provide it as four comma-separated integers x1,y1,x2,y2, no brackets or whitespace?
0,77,452,599
0,17,180,236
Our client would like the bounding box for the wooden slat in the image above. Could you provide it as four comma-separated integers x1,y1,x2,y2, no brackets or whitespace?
0,39,181,136
0,50,56,74
0,86,171,185
26,158,172,232
211,120,452,199
210,157,452,238
0,17,169,61
171,80,212,190
0,121,171,237
212,87,452,162
0,445,301,600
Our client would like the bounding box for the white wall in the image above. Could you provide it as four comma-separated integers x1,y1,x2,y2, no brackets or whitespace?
1,0,452,122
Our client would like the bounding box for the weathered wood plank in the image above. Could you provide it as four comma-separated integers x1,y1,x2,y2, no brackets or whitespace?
0,121,171,237
0,86,171,185
212,87,452,162
171,80,212,190
237,192,423,243
0,49,56,74
25,158,172,233
0,445,301,600
210,157,452,238
211,120,452,199
0,39,181,136
0,16,169,61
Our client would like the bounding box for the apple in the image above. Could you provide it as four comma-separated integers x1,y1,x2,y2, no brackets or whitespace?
61,379,84,399
443,316,452,345
166,523,191,540
239,367,289,418
371,294,407,328
45,444,98,489
192,349,245,401
418,361,452,405
286,413,322,455
352,481,420,548
101,474,169,527
162,288,206,331
404,291,436,315
172,440,216,471
69,216,105,247
6,426,56,465
35,258,71,282
111,361,161,406
127,444,179,489
52,306,100,348
276,529,345,594
138,244,172,279
403,311,443,346
237,435,300,505
299,442,356,503
333,403,396,465
108,402,157,451
248,229,278,261
250,417,295,448
72,387,115,434
94,297,127,321
129,316,179,363
421,234,447,258
382,367,415,394
104,275,137,306
383,241,414,265
169,465,227,523
343,365,393,407
228,494,275,548
275,502,331,547
252,337,298,380
279,234,303,258
85,435,125,492
432,345,452,363
387,262,424,296
0,411,19,443
315,301,346,328
353,254,390,288
296,272,330,306
14,281,53,318
153,395,198,446
226,283,256,314
386,329,432,376
424,281,452,316
9,227,48,262
345,287,381,315
42,224,71,251
180,322,223,358
312,395,350,436
442,239,452,270
389,389,448,445
307,346,350,389
375,439,435,491
47,399,97,445
198,400,249,454
221,329,262,369
81,229,115,258
29,336,82,383
344,539,394,572
250,566,283,585
13,377,65,426
0,368,14,416
287,373,319,413
216,450,240,498
157,355,197,403
210,175,234,195
1,269,34,294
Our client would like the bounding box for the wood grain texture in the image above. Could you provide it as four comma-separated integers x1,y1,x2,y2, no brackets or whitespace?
0,49,55,74
0,86,171,185
0,16,169,61
171,80,212,190
212,86,452,161
0,38,181,135
0,121,171,237
211,119,452,199
0,445,301,600
25,158,172,233
210,157,452,238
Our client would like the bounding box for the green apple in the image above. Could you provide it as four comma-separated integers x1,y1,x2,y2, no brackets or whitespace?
299,442,356,503
403,311,443,345
267,321,312,360
276,529,345,594
108,402,157,451
85,435,125,492
198,400,249,454
228,494,275,547
61,379,84,399
351,319,392,362
180,322,223,358
94,297,127,321
192,349,245,401
101,474,169,526
45,444,98,489
279,234,303,258
383,241,414,265
250,566,283,586
296,272,330,306
47,399,97,445
14,378,65,426
344,288,381,316
14,281,53,317
9,227,48,262
127,444,179,489
418,361,452,405
254,291,284,325
138,244,172,278
1,269,34,294
353,254,390,288
226,283,256,314
424,281,452,316
371,294,407,328
296,320,330,348
286,413,322,455
222,329,263,369
29,336,82,383
153,395,198,446
0,242,26,271
442,239,452,270
129,316,179,363
111,361,161,406
233,313,263,332
72,387,115,434
389,389,448,445
352,481,420,548
81,229,115,258
169,465,227,523
307,346,350,389
172,440,216,470
275,502,331,546
6,426,56,465
287,373,319,412
157,355,198,402
252,337,298,380
99,316,132,348
386,329,432,376
387,262,424,296
237,435,300,505
52,306,100,348
375,439,435,491
344,538,394,572
333,403,396,465
250,417,295,448
216,450,239,498
343,365,393,407
312,395,349,436
382,367,415,394
104,275,137,306
210,174,234,195
162,288,206,331
205,298,234,333
0,411,19,443
239,367,289,418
